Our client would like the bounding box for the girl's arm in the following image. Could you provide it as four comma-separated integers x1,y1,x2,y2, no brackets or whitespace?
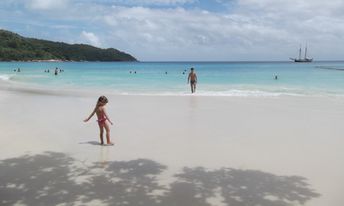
103,108,113,125
84,107,96,122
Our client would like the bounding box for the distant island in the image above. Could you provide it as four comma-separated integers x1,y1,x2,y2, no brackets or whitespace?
0,29,137,62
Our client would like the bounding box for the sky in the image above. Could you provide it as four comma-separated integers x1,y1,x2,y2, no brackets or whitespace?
0,0,344,61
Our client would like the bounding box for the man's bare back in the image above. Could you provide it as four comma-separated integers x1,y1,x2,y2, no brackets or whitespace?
187,67,197,93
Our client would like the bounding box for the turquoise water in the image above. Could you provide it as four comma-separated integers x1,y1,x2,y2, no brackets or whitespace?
1,61,344,96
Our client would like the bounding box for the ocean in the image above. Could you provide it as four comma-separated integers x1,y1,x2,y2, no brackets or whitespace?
1,61,344,97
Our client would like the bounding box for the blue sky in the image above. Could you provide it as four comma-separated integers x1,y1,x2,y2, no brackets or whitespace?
1,0,344,61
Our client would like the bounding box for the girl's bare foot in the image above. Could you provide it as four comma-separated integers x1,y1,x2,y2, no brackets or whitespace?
106,142,114,146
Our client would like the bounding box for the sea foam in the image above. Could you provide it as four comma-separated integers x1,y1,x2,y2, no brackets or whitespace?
0,74,12,81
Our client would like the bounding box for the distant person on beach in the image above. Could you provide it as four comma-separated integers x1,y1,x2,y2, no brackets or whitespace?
54,68,58,75
187,67,197,93
274,75,278,80
17,68,21,72
84,96,114,146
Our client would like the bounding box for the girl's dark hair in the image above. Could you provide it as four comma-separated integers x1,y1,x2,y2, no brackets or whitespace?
97,95,108,105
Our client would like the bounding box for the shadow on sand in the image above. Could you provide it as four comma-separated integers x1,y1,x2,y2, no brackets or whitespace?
79,141,102,146
0,152,320,206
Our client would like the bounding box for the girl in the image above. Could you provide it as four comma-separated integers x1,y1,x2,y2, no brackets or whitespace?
84,96,114,145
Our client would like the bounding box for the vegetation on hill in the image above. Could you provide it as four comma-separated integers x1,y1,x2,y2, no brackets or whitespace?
0,30,137,61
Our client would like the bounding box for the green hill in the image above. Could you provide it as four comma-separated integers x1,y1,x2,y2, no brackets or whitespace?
0,29,137,61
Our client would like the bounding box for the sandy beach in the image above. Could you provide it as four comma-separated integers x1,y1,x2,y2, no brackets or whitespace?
1,85,344,206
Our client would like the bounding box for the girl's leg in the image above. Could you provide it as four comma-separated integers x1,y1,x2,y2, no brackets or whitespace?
98,124,104,145
104,122,113,144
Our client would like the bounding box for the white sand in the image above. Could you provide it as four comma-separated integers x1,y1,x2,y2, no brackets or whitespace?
0,85,344,206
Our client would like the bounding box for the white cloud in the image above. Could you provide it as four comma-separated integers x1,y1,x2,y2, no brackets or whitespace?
27,0,69,10
72,1,344,60
4,0,344,60
142,0,193,4
104,0,195,6
98,6,299,60
80,31,101,47
237,0,344,20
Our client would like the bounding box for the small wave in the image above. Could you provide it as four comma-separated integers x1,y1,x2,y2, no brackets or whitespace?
0,74,12,81
198,90,282,97
2,77,343,98
115,89,301,97
316,66,344,71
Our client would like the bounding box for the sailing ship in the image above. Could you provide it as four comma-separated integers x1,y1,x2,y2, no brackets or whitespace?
290,45,313,62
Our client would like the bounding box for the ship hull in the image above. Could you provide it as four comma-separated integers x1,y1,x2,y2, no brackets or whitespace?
294,58,313,63
290,45,313,62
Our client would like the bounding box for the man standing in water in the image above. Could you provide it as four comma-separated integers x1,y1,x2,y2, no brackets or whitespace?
187,67,197,93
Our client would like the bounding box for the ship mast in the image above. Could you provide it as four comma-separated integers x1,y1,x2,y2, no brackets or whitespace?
290,43,312,62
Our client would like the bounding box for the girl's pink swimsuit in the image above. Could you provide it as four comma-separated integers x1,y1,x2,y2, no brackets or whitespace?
97,111,107,126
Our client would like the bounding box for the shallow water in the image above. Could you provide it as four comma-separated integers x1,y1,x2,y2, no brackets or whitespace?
1,61,344,96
